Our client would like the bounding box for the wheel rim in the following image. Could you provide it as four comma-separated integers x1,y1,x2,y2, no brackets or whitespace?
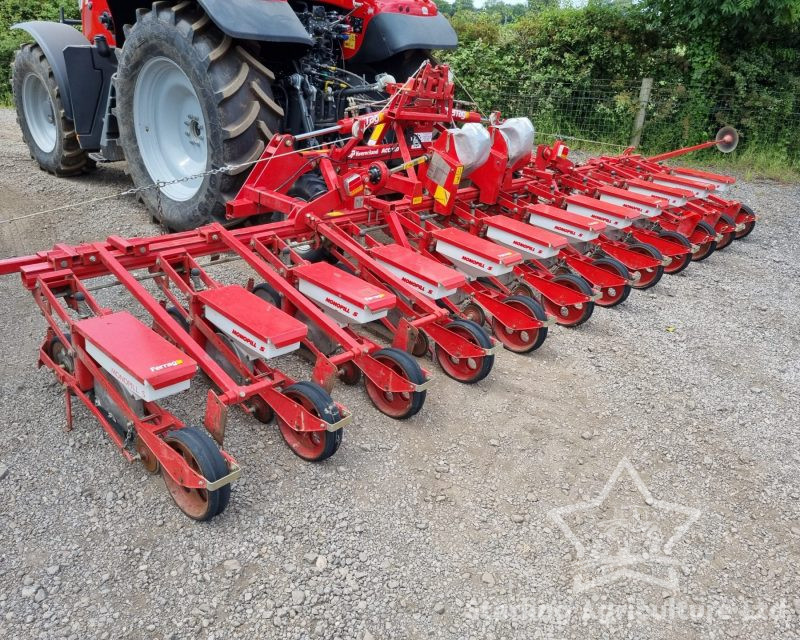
629,250,661,288
491,301,539,352
656,233,692,274
338,360,362,385
435,326,484,381
136,436,160,474
597,280,627,306
278,392,328,459
162,439,210,519
364,355,415,418
511,283,534,298
250,395,275,423
663,251,691,274
689,227,716,261
734,211,756,239
542,284,588,327
22,73,57,153
134,57,208,201
715,217,735,250
411,331,429,358
461,303,485,325
50,340,74,373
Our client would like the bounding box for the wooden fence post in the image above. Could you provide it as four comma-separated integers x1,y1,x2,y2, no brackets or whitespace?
630,78,653,148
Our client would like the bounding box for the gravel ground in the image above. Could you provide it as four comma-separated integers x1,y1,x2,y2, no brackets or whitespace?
0,107,798,640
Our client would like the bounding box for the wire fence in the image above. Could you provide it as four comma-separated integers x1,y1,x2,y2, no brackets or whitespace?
493,78,800,167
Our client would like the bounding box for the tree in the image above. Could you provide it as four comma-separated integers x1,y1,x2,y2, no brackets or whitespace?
644,0,800,86
0,0,79,103
528,0,560,12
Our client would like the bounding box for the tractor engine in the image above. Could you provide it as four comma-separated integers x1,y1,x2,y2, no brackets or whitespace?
280,4,388,133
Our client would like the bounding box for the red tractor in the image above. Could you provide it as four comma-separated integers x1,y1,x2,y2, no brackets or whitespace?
11,0,456,230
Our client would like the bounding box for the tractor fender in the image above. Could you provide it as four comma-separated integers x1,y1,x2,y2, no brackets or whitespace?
351,13,458,64
197,0,313,45
12,21,89,121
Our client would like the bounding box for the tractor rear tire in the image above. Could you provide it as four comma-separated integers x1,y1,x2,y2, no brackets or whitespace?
116,1,283,230
12,43,90,176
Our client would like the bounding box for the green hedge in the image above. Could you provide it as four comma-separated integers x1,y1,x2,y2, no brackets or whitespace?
2,1,798,169
0,1,78,104
440,3,800,168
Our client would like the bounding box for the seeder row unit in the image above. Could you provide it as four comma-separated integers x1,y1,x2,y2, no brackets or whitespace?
0,62,756,520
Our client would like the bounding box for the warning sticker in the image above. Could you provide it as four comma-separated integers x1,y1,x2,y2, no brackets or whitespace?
426,152,451,187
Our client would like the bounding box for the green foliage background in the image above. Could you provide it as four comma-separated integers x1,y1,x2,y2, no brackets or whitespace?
1,0,798,171
0,1,78,103
438,0,800,170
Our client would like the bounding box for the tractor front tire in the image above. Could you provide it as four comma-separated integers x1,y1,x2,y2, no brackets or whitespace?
12,43,90,176
116,1,283,230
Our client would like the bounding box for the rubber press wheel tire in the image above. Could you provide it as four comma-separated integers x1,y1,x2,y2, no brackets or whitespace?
434,318,494,384
278,382,343,462
364,348,426,420
12,43,90,176
690,221,718,262
161,426,231,521
542,274,595,328
491,295,548,354
658,231,693,275
715,214,736,251
116,1,282,230
735,204,757,239
628,243,664,290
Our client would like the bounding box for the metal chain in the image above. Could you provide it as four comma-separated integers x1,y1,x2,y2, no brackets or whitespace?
0,136,354,226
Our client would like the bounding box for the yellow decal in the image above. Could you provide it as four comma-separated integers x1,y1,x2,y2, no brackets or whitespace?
327,211,346,217
412,196,423,205
344,34,356,49
454,165,464,185
433,185,451,206
368,123,386,146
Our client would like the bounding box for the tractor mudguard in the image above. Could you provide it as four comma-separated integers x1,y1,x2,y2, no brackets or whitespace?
12,21,89,121
197,0,313,45
351,13,458,64
63,45,118,151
